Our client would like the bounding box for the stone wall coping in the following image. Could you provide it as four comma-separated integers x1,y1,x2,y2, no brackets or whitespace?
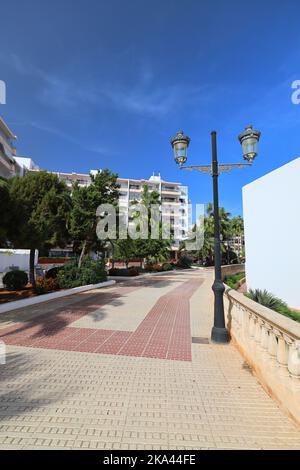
225,286,300,340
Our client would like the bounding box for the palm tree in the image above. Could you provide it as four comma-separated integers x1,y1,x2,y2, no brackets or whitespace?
131,184,171,264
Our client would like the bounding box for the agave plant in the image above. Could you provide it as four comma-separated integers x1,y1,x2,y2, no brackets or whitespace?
246,288,288,312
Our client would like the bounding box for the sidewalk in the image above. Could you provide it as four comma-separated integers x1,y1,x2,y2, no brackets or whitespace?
0,270,299,449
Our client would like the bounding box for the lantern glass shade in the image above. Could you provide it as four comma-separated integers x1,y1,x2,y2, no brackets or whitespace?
170,131,190,167
238,125,261,163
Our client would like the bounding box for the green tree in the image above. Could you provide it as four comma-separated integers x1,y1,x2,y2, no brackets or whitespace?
113,238,137,269
8,172,72,289
131,184,171,264
183,203,233,266
70,169,119,267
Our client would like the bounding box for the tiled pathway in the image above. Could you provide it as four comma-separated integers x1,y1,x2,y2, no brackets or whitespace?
0,270,300,449
0,278,200,361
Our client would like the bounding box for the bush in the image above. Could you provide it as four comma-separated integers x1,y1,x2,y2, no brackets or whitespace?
45,266,63,279
144,264,154,272
108,267,139,277
162,263,174,271
36,277,59,294
246,288,300,324
128,266,139,276
176,255,192,269
57,258,107,289
224,272,245,289
3,270,28,290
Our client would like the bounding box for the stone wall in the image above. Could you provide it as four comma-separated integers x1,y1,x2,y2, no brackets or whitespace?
224,287,300,425
221,264,245,280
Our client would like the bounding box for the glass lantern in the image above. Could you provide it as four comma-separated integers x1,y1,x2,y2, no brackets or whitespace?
170,130,190,167
238,125,261,163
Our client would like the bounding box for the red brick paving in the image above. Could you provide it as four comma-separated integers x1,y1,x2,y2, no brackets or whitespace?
0,278,202,361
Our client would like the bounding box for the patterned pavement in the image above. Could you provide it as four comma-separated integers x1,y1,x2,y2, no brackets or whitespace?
0,270,300,449
0,277,200,361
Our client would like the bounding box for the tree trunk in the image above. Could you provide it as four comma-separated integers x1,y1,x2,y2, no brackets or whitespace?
78,239,87,268
29,248,36,291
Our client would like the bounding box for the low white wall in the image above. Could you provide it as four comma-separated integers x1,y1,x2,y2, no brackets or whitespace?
224,286,300,425
0,249,38,272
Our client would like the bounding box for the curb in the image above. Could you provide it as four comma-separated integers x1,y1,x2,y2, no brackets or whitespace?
0,280,116,314
108,268,200,282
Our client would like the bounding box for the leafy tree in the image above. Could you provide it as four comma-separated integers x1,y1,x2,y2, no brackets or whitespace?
70,169,119,267
8,172,72,289
113,238,137,269
182,203,236,266
229,215,244,236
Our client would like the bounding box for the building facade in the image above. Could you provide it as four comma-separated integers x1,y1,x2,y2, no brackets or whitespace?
0,116,21,178
51,170,191,243
0,116,39,178
226,234,244,259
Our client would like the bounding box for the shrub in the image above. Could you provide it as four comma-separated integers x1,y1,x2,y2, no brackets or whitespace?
246,289,288,311
3,270,28,290
108,267,139,277
36,277,59,294
176,255,192,269
246,288,300,324
162,263,173,271
45,266,63,279
144,265,154,272
57,258,107,289
128,266,139,276
224,272,245,289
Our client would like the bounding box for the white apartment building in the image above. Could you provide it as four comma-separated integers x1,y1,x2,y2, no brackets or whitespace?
0,116,21,178
52,170,191,243
226,234,244,258
0,116,39,178
14,156,39,172
118,174,190,242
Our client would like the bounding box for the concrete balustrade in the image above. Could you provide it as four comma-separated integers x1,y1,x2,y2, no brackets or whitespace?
224,287,300,425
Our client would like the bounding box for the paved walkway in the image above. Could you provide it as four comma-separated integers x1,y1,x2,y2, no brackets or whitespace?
0,269,300,449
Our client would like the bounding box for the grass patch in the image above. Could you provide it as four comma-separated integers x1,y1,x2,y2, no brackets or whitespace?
224,272,245,290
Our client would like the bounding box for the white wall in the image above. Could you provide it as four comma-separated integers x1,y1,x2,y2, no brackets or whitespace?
0,249,38,272
243,157,300,309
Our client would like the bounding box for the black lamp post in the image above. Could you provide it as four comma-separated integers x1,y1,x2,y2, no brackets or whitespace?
171,125,261,344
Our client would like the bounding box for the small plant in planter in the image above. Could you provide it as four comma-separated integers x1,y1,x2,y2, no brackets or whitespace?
3,270,28,290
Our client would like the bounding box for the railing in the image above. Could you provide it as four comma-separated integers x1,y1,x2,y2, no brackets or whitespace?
224,287,300,424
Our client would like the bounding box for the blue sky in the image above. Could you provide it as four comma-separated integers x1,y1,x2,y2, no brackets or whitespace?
1,0,300,216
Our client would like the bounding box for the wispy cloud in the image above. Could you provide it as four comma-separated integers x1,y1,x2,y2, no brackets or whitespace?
5,53,212,118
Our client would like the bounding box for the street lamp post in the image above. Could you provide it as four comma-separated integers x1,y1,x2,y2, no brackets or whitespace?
170,125,261,344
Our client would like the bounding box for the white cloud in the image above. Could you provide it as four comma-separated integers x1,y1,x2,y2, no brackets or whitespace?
5,53,212,118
